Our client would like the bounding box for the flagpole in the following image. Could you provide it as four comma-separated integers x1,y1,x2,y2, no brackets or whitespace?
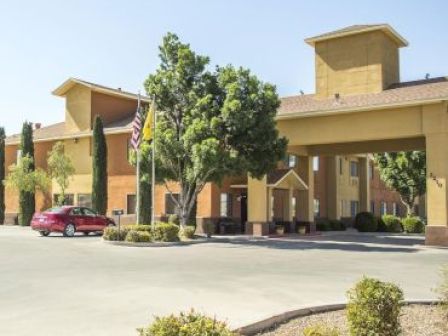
136,93,141,225
151,95,156,230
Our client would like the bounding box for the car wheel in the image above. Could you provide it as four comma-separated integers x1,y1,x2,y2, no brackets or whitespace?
63,223,76,237
83,232,89,236
39,231,50,237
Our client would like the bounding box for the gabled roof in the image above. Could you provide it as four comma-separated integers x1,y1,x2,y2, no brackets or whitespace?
267,169,308,190
52,77,151,102
305,24,408,47
278,77,448,119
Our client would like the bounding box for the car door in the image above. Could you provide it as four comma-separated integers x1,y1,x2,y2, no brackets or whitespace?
81,208,101,231
69,207,85,231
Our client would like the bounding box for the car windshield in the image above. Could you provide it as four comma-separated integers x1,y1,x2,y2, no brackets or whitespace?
44,207,65,214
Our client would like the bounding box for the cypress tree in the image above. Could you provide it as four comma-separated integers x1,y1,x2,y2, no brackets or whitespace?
19,122,35,226
0,127,5,224
92,116,108,215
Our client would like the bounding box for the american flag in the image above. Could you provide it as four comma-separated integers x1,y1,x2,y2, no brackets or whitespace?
130,97,142,150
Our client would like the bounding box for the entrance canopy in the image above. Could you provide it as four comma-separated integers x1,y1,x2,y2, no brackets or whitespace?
231,169,308,191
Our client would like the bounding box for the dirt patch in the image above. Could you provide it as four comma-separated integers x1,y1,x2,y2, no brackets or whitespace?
259,305,446,336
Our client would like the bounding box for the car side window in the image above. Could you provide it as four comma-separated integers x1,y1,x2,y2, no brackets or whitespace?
70,207,82,216
82,208,97,217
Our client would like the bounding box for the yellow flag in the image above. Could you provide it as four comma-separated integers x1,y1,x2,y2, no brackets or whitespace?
143,100,155,141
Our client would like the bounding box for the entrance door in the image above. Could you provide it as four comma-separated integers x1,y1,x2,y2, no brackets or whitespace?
240,193,247,232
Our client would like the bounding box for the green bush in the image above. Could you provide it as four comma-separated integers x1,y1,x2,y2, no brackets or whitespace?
103,226,130,241
137,310,235,336
354,212,378,232
382,215,403,233
168,214,180,225
303,324,341,336
347,277,404,336
180,226,196,239
152,222,180,242
127,224,152,233
125,230,152,243
316,219,331,231
376,216,387,232
329,220,346,231
402,216,425,233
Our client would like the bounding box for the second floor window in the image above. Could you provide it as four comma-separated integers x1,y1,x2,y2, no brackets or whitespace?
313,157,319,172
350,161,359,177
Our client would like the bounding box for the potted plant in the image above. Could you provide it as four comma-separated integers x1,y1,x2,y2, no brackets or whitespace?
298,225,307,235
275,225,285,235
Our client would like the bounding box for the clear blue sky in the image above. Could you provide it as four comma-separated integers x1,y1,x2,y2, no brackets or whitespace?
0,0,446,135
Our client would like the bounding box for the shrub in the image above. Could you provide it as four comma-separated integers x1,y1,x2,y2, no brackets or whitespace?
402,216,425,233
152,222,180,242
347,277,404,336
376,216,387,232
316,219,331,231
168,214,180,225
329,220,346,231
180,226,196,239
125,230,152,243
127,224,152,233
303,324,341,336
382,215,403,233
137,310,235,336
436,265,448,321
103,226,129,241
354,212,378,232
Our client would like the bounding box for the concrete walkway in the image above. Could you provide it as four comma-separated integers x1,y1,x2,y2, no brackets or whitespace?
0,226,446,336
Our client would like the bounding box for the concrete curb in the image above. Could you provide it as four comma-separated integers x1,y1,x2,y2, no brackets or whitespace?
235,300,440,335
103,238,209,247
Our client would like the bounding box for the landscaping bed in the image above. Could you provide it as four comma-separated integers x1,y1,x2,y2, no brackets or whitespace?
259,304,446,336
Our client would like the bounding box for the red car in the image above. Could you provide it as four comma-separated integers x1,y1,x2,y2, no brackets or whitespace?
31,206,115,237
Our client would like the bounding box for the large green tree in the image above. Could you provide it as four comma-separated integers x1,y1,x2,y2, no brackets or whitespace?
144,33,287,226
48,141,75,206
374,151,426,216
19,122,36,225
92,116,108,215
0,127,5,224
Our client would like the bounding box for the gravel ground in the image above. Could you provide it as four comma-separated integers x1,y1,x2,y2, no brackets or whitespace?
259,305,447,336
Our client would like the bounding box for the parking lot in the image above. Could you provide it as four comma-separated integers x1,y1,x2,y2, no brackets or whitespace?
0,226,446,336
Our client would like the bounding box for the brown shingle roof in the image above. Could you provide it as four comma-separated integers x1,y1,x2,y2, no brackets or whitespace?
278,77,448,119
5,118,134,145
267,169,292,184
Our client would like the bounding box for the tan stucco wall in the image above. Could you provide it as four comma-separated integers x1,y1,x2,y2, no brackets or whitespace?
65,84,92,132
314,30,399,98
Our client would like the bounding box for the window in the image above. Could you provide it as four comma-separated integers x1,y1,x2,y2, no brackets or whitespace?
380,202,387,216
314,198,320,218
369,162,374,180
77,194,92,208
313,157,319,172
350,161,359,177
350,201,359,218
292,196,297,218
165,193,180,215
370,201,375,214
392,202,398,216
339,157,343,175
220,193,232,217
70,207,82,216
82,208,97,216
127,194,136,214
53,194,74,206
287,154,297,168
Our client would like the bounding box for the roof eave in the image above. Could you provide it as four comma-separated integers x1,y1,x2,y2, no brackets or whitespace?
305,24,408,48
276,97,448,121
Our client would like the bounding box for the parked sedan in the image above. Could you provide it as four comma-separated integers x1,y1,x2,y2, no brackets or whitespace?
31,206,115,237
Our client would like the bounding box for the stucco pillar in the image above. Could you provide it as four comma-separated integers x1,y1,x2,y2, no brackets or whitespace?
425,133,448,246
247,175,269,236
358,155,370,212
288,187,296,233
297,156,315,232
326,156,340,219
